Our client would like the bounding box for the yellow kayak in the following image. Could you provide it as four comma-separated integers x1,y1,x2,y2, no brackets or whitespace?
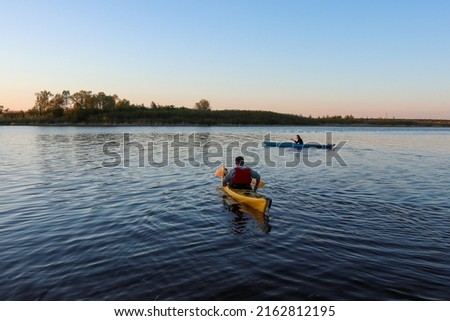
217,166,271,214
223,185,271,214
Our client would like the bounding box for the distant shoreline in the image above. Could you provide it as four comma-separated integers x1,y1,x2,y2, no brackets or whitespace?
2,121,450,128
2,90,449,127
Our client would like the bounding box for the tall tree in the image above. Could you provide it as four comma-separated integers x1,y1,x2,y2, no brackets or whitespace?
95,92,116,111
49,93,65,117
195,99,211,111
72,90,95,110
34,90,53,115
116,98,130,109
62,90,71,109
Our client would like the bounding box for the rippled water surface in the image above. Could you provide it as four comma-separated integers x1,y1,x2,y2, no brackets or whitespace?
1,126,449,300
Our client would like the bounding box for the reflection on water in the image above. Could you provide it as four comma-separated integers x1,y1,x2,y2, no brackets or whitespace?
0,126,450,300
222,196,272,235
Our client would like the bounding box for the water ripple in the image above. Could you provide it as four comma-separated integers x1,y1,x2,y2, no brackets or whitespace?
1,126,449,300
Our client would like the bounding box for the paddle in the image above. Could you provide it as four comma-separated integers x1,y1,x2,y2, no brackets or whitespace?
214,168,224,177
215,167,266,188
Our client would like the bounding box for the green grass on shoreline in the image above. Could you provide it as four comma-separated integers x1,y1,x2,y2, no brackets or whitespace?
2,90,449,127
1,108,449,127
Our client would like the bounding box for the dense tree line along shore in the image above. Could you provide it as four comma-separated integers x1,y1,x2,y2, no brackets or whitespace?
1,90,449,126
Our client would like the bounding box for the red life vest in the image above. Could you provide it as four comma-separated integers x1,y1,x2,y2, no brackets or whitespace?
232,167,252,185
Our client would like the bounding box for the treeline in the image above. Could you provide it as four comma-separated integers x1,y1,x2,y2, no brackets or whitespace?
1,90,449,126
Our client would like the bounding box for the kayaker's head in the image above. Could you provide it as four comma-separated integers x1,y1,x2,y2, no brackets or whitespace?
235,156,244,167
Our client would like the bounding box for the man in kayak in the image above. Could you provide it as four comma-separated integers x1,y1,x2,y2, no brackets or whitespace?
223,156,261,192
291,134,304,145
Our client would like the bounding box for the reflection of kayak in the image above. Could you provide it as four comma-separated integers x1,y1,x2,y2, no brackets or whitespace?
223,185,271,214
263,141,334,149
217,166,271,214
223,200,271,233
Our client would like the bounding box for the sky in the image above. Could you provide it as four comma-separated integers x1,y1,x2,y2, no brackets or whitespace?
1,0,449,119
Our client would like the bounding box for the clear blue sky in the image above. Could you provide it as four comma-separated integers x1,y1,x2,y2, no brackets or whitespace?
1,0,449,119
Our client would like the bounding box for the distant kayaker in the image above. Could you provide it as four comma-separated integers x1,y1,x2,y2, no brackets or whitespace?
291,134,304,145
223,156,261,192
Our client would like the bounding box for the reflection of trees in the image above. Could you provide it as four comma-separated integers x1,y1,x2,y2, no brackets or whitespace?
36,132,123,171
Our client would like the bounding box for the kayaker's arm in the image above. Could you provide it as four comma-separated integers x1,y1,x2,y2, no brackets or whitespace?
253,178,260,192
222,169,234,186
250,169,261,192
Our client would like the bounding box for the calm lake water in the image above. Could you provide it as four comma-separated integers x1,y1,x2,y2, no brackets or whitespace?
1,126,449,300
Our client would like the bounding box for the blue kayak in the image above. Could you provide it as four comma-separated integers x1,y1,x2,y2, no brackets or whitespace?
263,141,334,149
